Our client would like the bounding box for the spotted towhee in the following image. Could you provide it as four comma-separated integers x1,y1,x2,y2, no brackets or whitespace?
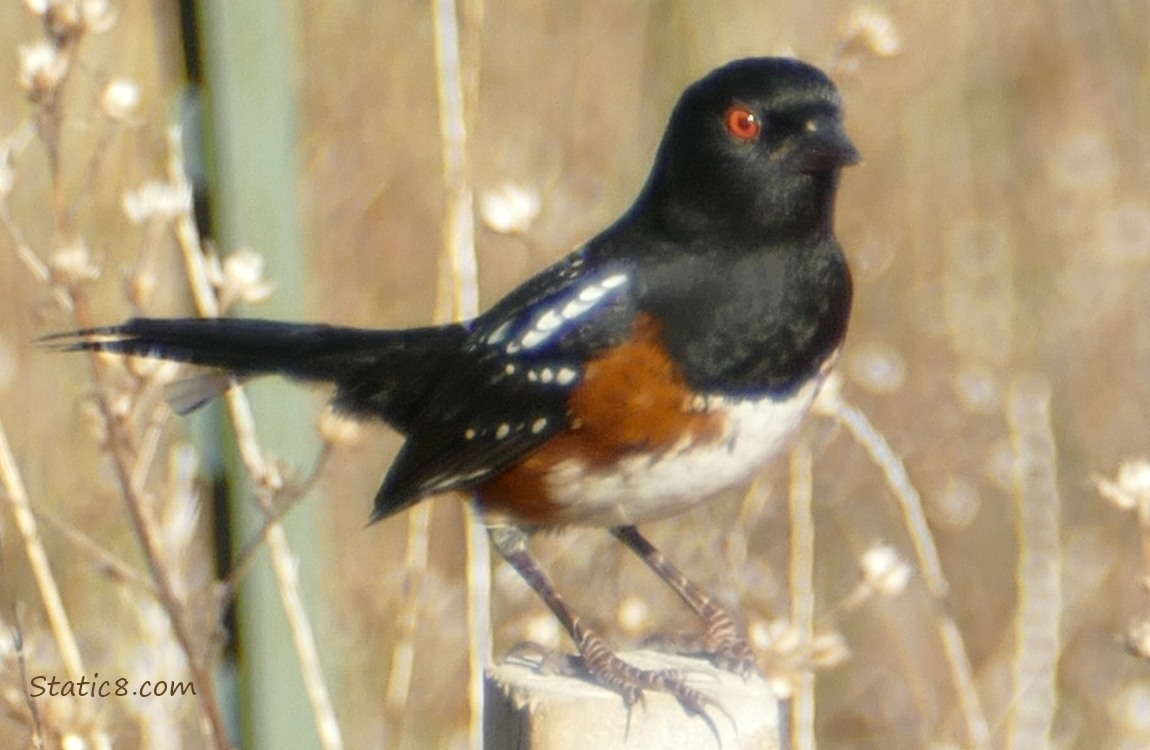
49,57,859,717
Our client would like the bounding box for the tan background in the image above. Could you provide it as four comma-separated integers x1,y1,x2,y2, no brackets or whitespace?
1,1,1148,748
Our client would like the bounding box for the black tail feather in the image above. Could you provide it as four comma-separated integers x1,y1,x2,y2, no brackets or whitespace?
46,317,468,430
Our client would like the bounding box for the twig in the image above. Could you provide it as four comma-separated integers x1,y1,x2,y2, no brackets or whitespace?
0,121,74,311
1006,374,1061,748
72,288,233,750
0,415,86,684
430,0,480,324
165,126,345,750
786,442,815,750
9,617,46,750
429,3,488,750
30,507,158,597
8,16,232,745
222,444,333,604
819,386,991,750
384,501,432,740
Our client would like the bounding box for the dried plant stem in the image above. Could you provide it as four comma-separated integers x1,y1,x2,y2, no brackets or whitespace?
826,394,991,750
35,38,77,238
166,127,220,317
430,2,488,749
1006,375,1061,748
222,445,333,603
0,122,73,311
13,26,235,740
163,127,344,750
11,622,47,750
73,289,232,750
787,442,815,750
31,507,157,597
431,0,480,324
6,25,234,743
0,416,86,683
384,502,432,731
223,392,344,750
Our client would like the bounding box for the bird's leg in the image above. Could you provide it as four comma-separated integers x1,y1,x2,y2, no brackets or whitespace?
487,525,715,717
612,525,758,676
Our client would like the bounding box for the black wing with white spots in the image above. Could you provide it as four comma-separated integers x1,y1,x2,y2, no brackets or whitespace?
369,250,638,520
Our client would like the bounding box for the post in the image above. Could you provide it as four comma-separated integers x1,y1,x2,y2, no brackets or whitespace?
485,650,780,749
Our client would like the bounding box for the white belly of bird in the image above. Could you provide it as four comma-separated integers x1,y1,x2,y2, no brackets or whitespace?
544,375,823,527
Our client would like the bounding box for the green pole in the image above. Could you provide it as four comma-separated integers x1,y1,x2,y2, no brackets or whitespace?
193,2,327,748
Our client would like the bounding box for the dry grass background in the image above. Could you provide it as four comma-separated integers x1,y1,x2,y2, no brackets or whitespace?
1,1,1149,748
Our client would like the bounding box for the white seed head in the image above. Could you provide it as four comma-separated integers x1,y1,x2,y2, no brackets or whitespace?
750,618,849,698
843,7,903,57
1096,460,1150,511
42,0,117,37
60,734,88,750
221,247,274,305
122,179,191,224
101,77,141,121
860,543,912,598
809,631,851,668
18,41,68,100
49,239,100,286
523,611,560,648
479,182,540,235
1126,620,1150,661
615,595,651,637
79,0,117,32
848,341,906,394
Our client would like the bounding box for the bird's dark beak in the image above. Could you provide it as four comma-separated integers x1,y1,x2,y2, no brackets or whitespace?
788,120,861,174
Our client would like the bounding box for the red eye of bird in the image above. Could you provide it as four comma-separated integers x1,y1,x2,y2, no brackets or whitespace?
724,105,761,141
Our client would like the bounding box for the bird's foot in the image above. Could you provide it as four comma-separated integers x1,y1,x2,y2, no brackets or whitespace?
642,609,759,678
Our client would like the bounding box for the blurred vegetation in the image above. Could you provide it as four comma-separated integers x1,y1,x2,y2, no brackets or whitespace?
1,1,1149,749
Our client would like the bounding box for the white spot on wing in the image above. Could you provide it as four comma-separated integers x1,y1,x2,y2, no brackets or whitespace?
600,273,628,289
561,297,595,320
577,284,608,303
535,309,564,331
485,320,511,345
531,417,548,434
518,330,548,349
495,423,511,439
556,367,578,386
508,271,630,352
